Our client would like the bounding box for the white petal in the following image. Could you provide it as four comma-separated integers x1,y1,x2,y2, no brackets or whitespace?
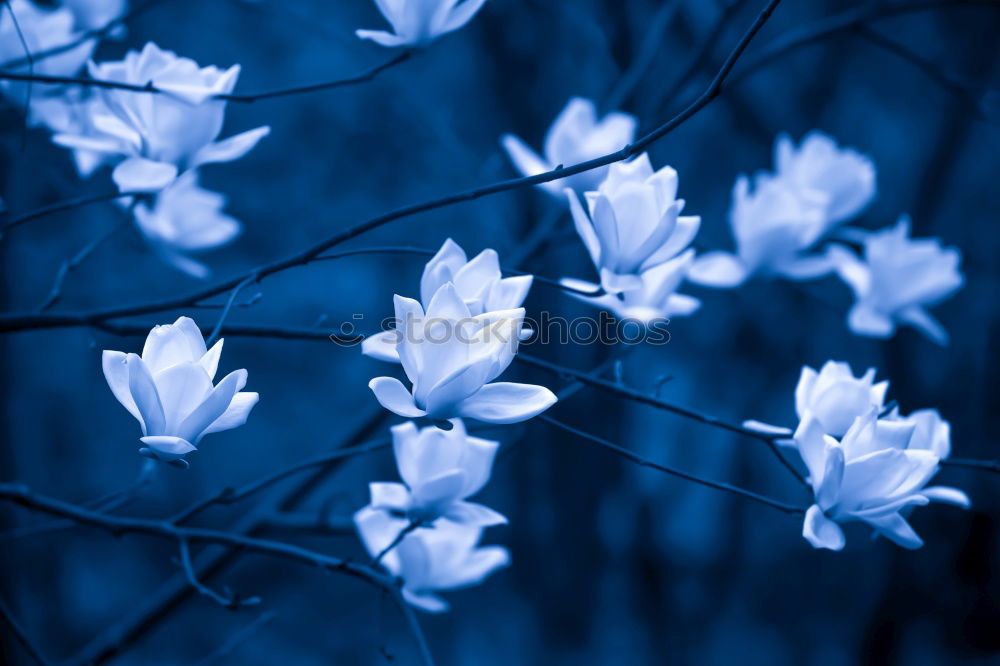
177,369,246,443
566,188,601,267
921,486,970,508
501,134,551,182
444,501,507,527
202,391,259,436
355,29,410,47
191,126,270,168
370,482,411,511
127,354,165,436
112,157,178,193
369,377,426,418
457,382,557,424
802,504,845,551
402,589,450,613
741,420,793,437
199,340,224,380
687,252,748,288
139,435,196,462
142,316,207,373
362,330,401,363
898,306,949,346
438,0,487,34
865,513,924,549
103,350,142,424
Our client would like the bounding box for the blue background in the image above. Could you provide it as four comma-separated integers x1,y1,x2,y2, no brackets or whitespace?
2,0,999,664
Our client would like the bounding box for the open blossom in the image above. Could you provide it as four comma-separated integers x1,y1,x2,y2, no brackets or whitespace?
796,409,969,551
366,419,505,526
356,0,487,48
567,153,700,295
501,97,637,196
829,216,963,345
53,42,270,193
368,284,556,424
102,317,258,465
355,507,509,612
132,171,241,278
689,131,875,288
0,0,94,91
560,250,700,324
363,239,532,362
793,361,888,438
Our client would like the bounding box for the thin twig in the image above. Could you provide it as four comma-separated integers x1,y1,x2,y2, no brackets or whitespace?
370,521,421,567
0,596,51,666
194,611,276,666
603,0,683,110
393,591,436,666
36,218,128,312
205,272,259,346
0,0,784,335
0,51,413,103
178,538,260,609
539,415,806,515
942,458,1000,474
0,190,143,235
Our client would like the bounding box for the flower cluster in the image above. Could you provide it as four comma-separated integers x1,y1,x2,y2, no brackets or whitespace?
359,237,558,609
102,317,258,467
745,360,968,550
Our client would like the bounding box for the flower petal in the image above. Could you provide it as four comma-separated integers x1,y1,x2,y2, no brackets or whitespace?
112,157,178,193
191,126,270,168
369,376,426,418
139,435,196,462
202,391,259,436
802,504,845,551
457,382,557,424
362,330,402,363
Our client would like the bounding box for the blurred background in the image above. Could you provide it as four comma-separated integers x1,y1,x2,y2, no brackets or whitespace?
2,0,999,664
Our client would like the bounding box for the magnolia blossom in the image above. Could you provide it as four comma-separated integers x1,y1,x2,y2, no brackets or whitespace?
690,131,875,288
366,419,505,526
560,250,700,324
356,0,487,48
829,216,963,345
796,409,969,551
53,42,269,193
132,171,241,278
501,97,637,196
363,239,532,362
793,361,888,437
0,0,94,94
368,284,556,424
102,317,258,465
567,153,700,295
886,408,952,460
355,507,509,612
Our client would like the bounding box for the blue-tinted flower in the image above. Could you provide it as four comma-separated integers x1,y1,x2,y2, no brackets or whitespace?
53,43,269,193
501,97,637,196
796,409,969,551
368,284,556,424
356,0,487,48
566,153,700,295
363,239,532,362
794,361,888,438
102,316,258,465
132,171,241,278
366,419,505,526
354,507,509,612
690,131,875,287
830,216,963,344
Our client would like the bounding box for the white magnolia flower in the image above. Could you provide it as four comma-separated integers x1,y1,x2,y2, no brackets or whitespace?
53,42,270,193
830,216,963,345
29,89,113,177
794,361,888,438
690,132,875,288
796,409,969,551
363,239,532,362
567,153,700,295
63,0,128,31
355,507,509,612
102,316,258,465
366,419,505,526
368,283,556,424
501,97,637,196
356,0,487,48
0,0,94,89
132,171,241,278
560,250,700,324
884,407,952,460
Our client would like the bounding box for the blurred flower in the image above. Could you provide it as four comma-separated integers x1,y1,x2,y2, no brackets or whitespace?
356,0,487,48
566,153,700,295
690,131,875,288
366,419,505,526
0,0,94,90
63,0,127,31
501,97,637,196
102,316,258,465
53,42,269,193
794,361,888,438
28,88,113,177
560,250,700,324
363,239,532,362
829,216,963,345
355,507,509,612
796,409,969,551
368,284,556,424
132,171,241,278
